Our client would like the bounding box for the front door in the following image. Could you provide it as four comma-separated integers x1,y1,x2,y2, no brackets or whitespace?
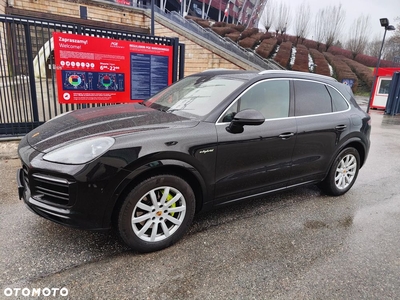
214,79,296,203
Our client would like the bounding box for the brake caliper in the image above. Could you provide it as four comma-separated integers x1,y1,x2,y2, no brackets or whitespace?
163,191,176,217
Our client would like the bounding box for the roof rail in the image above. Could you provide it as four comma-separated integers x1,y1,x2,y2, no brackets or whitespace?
258,70,337,81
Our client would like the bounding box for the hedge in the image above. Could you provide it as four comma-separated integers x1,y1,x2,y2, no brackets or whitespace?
273,41,292,69
323,52,358,92
292,44,309,72
255,38,278,59
309,49,331,76
338,55,374,89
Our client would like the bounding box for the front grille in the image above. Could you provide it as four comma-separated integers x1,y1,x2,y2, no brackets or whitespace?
31,173,73,206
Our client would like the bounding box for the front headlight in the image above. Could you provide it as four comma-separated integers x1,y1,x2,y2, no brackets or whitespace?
43,137,115,164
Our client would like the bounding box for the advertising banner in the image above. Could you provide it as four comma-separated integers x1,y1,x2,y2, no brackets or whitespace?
53,32,173,104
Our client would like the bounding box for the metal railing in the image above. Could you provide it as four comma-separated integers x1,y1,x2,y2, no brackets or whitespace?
0,3,283,137
158,10,283,71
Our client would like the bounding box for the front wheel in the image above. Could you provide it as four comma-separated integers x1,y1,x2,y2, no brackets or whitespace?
117,175,195,252
319,147,360,196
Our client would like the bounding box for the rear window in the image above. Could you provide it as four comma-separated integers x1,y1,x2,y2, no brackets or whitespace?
327,86,349,112
294,81,332,116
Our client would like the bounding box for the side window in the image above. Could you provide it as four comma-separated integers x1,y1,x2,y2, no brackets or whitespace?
327,86,349,112
294,81,332,116
221,102,238,122
221,80,290,122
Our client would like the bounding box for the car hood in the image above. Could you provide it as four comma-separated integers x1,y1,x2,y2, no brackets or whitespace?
26,103,198,153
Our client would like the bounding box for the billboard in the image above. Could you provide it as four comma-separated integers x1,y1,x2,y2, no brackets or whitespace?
53,32,173,104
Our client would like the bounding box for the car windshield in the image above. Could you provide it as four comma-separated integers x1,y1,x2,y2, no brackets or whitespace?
143,74,245,119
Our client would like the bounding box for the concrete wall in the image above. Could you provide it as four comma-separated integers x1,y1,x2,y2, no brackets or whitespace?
4,0,257,76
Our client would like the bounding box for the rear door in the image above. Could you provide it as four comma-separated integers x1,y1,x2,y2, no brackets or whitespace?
290,80,351,185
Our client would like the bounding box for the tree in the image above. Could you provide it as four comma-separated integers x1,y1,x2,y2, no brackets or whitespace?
294,1,311,45
314,8,326,49
367,18,400,63
258,0,277,33
275,2,290,35
365,35,382,58
385,17,400,62
391,17,400,42
384,37,400,62
346,14,371,59
324,4,345,50
314,4,345,51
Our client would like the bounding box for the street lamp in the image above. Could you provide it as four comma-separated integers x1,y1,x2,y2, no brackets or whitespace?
367,18,396,113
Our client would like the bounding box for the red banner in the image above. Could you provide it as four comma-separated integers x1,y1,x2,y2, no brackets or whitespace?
53,32,173,104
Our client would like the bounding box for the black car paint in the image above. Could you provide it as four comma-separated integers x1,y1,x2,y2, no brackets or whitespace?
17,70,371,230
19,120,218,229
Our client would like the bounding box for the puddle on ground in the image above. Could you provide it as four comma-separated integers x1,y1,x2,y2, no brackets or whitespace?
382,114,400,126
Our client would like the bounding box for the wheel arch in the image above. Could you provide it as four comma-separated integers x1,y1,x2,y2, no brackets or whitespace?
342,140,366,168
321,138,367,183
108,160,208,227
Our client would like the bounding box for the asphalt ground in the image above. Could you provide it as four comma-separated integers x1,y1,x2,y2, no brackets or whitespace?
1,98,400,299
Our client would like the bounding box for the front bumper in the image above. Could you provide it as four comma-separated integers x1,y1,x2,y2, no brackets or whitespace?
17,167,91,228
16,158,121,230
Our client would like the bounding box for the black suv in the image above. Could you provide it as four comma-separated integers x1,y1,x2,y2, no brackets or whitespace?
17,69,371,252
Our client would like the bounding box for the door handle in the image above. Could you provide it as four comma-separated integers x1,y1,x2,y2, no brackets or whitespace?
335,124,347,131
278,132,295,139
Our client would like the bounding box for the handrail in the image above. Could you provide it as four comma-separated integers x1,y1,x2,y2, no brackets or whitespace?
153,9,283,70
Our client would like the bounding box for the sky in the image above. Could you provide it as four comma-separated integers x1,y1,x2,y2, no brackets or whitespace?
271,0,399,41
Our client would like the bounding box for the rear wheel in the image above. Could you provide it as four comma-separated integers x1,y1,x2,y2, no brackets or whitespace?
117,175,195,252
319,147,360,196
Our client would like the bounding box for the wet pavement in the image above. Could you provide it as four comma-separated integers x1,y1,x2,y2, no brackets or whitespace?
1,105,400,299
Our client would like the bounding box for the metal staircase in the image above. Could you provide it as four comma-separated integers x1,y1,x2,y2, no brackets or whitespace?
153,7,283,71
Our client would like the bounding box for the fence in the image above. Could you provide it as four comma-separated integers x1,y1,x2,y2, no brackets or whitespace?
0,15,184,137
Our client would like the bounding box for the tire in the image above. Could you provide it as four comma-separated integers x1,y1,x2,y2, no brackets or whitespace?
319,147,360,196
117,175,195,253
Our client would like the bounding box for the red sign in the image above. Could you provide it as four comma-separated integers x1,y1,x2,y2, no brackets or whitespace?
53,32,173,104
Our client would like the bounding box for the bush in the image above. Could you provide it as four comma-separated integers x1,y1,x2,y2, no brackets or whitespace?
285,35,298,44
238,37,258,49
212,21,226,27
303,39,319,50
225,32,241,42
309,49,331,76
338,55,373,89
225,24,246,32
211,27,237,37
250,32,265,43
323,52,358,92
255,38,278,59
328,46,352,59
259,32,273,41
292,44,309,72
355,54,395,68
240,28,259,39
274,41,292,69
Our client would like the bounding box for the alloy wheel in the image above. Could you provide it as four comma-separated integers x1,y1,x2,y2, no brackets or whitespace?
334,154,357,190
131,186,186,242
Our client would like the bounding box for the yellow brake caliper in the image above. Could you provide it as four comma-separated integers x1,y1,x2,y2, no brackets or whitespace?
164,191,176,217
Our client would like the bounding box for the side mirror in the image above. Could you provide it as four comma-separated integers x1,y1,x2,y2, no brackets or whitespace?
226,109,265,134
